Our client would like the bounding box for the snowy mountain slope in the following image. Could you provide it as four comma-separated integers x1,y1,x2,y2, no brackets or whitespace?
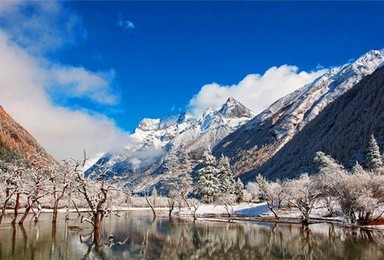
214,49,384,176
86,97,254,192
256,66,384,180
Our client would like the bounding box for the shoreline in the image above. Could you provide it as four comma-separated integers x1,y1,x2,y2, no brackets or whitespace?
2,203,384,231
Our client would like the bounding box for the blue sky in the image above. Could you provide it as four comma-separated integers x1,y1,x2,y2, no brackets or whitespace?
56,1,384,131
0,1,383,160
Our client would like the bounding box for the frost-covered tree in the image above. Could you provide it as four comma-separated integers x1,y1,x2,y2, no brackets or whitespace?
234,178,244,203
162,147,180,183
256,174,285,219
0,160,26,224
198,148,219,203
178,150,193,199
217,155,235,195
72,155,119,230
313,151,346,217
313,152,359,223
351,161,365,174
165,149,193,217
245,181,260,202
285,173,319,225
312,151,384,224
366,135,382,171
48,161,71,223
314,151,345,174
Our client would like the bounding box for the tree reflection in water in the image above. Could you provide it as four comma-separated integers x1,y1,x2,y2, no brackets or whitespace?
0,212,384,259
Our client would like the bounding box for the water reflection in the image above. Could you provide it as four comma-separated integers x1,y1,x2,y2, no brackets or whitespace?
1,212,384,259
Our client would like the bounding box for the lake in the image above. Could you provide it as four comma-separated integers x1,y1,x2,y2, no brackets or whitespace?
0,211,384,259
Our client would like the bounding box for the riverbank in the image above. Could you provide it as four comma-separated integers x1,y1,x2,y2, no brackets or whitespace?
3,202,384,230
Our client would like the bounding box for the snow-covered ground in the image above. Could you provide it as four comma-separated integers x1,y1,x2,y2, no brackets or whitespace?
174,202,269,217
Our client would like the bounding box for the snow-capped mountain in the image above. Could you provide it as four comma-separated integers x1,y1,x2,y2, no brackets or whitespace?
214,49,384,176
86,97,254,192
258,65,384,180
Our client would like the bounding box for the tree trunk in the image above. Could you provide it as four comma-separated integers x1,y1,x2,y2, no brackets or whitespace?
72,199,81,217
168,199,175,220
19,204,32,225
33,202,42,222
11,193,20,225
302,215,310,226
0,194,12,224
93,211,102,230
52,200,59,223
268,202,279,219
145,197,156,220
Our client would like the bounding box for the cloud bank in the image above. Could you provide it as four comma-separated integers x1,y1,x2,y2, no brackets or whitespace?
189,65,327,116
0,2,131,160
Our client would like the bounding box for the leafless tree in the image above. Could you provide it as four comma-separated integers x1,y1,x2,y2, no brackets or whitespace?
48,161,70,223
18,166,48,224
0,161,25,223
256,174,285,219
285,173,320,225
183,197,200,222
71,153,119,230
145,188,157,220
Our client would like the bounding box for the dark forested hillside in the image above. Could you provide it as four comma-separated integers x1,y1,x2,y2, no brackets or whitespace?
244,67,384,181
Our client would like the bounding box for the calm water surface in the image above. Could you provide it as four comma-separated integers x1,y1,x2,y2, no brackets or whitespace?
0,211,384,259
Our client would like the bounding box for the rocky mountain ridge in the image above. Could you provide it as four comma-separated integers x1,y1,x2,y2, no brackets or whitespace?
87,97,255,192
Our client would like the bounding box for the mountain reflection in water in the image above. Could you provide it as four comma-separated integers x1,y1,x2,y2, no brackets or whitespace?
0,211,384,259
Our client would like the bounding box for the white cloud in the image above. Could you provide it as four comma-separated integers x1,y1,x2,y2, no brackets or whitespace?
49,66,118,105
189,65,327,116
0,1,86,53
0,2,131,161
118,16,135,29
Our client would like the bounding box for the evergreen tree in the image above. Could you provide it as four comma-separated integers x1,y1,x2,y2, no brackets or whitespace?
178,150,193,199
234,178,244,203
351,161,365,174
217,155,235,194
366,135,382,171
163,147,179,177
314,151,344,174
198,147,219,203
164,148,193,199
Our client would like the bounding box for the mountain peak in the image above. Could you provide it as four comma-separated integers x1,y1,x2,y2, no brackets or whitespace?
136,118,160,131
349,49,384,74
218,97,254,118
177,112,193,124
